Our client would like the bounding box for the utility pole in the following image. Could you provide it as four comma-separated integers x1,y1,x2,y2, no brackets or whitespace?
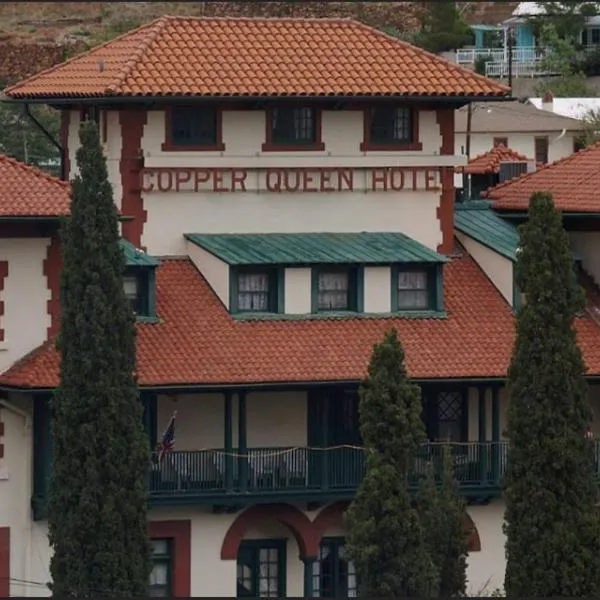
508,29,514,90
464,102,473,201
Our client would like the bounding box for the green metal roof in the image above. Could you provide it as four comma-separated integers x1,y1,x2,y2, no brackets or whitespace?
184,232,448,266
119,239,160,267
455,202,520,260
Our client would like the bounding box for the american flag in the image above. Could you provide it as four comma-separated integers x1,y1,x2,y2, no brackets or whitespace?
157,411,176,465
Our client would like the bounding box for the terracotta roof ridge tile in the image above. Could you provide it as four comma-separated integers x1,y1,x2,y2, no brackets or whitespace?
4,17,164,97
486,140,600,199
0,153,69,189
351,19,511,96
109,17,170,95
159,15,356,23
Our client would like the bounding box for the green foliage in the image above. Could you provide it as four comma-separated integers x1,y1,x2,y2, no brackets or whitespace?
474,55,492,76
577,107,600,146
418,447,468,597
503,191,600,596
48,120,151,597
414,1,474,53
529,2,598,41
345,328,438,597
0,102,60,175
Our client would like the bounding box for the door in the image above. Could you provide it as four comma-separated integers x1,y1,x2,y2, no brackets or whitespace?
312,538,357,597
236,541,285,598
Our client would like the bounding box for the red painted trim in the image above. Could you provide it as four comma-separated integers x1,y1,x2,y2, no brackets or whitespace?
0,527,9,597
43,235,62,338
0,420,4,460
360,106,423,152
435,107,455,254
60,110,70,181
221,503,319,560
0,262,8,344
148,520,191,597
464,513,481,552
262,106,325,152
312,501,349,541
119,109,148,248
162,105,225,152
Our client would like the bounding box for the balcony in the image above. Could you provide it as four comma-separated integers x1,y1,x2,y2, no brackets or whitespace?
456,46,545,66
149,441,509,506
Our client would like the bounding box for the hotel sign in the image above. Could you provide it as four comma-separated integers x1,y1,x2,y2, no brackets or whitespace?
140,167,442,193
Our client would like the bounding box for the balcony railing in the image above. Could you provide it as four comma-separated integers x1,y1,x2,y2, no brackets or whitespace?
456,46,546,65
149,442,509,502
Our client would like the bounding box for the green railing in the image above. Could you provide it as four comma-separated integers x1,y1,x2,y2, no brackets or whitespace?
149,442,510,499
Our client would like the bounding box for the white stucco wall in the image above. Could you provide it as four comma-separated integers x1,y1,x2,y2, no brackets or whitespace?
284,268,312,314
0,238,51,374
185,240,229,308
456,233,514,306
364,266,391,313
137,109,454,256
570,231,600,285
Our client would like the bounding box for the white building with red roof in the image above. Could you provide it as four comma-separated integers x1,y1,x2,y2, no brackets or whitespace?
0,14,597,599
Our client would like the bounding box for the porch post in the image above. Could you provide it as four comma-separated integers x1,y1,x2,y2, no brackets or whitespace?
224,392,233,492
320,391,329,491
303,558,315,597
491,386,501,482
478,386,488,484
238,391,248,493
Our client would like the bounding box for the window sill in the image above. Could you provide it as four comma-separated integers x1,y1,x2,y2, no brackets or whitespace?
160,142,225,152
360,142,423,152
261,142,325,152
136,315,161,324
232,310,446,321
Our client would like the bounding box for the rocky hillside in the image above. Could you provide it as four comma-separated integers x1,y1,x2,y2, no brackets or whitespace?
0,2,519,84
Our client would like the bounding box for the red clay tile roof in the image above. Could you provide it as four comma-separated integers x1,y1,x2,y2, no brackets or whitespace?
0,154,70,217
458,145,532,175
487,142,600,212
3,250,600,388
4,16,510,99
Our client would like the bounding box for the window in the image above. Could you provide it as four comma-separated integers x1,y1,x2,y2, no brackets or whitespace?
123,274,142,314
312,267,362,313
232,268,282,314
237,540,285,598
164,106,223,150
122,269,155,318
493,137,508,148
436,391,465,442
263,106,324,150
535,136,549,164
365,106,417,147
149,539,171,597
396,270,429,310
312,538,357,598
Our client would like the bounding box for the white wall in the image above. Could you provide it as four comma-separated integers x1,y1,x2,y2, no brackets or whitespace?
137,109,455,256
0,238,51,374
185,240,229,308
284,268,311,314
364,266,392,313
455,130,577,168
570,231,600,285
456,233,514,306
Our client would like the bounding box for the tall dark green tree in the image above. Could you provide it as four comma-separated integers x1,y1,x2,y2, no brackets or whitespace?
417,448,468,597
345,328,438,597
48,119,151,597
503,191,600,596
414,1,473,53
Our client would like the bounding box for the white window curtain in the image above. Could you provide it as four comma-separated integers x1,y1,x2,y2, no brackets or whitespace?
238,273,269,311
318,272,349,309
397,270,428,309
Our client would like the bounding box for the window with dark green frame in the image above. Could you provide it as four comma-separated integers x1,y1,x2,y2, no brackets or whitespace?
312,266,362,312
369,106,413,145
391,264,441,312
170,106,217,147
231,267,282,313
123,269,154,317
149,539,171,597
236,540,286,598
312,538,357,598
271,106,316,145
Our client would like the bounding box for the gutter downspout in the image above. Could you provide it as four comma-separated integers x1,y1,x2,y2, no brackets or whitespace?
0,399,30,429
552,128,567,143
22,103,66,181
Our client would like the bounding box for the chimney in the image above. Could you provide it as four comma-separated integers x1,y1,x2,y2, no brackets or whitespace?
542,90,554,113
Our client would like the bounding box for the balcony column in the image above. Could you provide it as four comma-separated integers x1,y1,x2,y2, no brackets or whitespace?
320,392,329,491
224,391,233,492
478,386,488,484
238,391,248,493
491,386,501,482
303,557,315,597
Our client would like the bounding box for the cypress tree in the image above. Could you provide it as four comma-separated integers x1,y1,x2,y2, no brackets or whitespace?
345,328,438,597
418,448,468,597
503,191,600,596
48,119,151,597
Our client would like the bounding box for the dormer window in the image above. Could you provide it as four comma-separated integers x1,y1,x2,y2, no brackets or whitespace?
123,274,141,313
120,239,160,320
163,106,224,151
391,265,442,312
231,267,283,314
312,266,362,312
263,106,325,151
